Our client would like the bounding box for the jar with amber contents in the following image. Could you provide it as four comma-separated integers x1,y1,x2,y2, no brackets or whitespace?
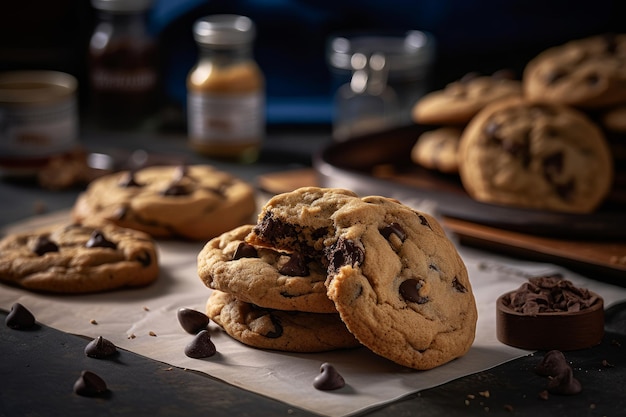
187,15,265,163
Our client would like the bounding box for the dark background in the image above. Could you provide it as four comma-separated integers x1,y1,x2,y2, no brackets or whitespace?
2,0,626,126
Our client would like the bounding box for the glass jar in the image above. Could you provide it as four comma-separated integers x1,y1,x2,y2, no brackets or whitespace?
88,0,159,128
187,15,265,163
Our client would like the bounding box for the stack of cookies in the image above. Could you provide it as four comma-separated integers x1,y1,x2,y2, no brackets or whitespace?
410,33,624,214
198,187,478,370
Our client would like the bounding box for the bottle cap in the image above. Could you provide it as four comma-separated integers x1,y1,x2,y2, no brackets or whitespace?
193,15,255,47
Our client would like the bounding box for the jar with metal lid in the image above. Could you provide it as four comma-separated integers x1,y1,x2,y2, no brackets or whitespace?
187,14,265,163
0,71,79,177
88,0,159,128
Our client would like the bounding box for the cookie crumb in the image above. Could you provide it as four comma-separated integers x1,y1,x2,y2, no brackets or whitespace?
163,367,173,371
143,306,150,311
467,394,476,400
601,359,614,368
538,390,549,400
90,319,98,325
149,331,157,337
127,333,136,339
479,390,490,398
464,400,470,406
504,404,514,412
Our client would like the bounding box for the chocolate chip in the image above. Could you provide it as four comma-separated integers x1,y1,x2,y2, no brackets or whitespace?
325,237,364,275
85,230,117,249
136,251,152,267
161,181,189,196
73,370,108,397
585,72,601,87
118,171,142,188
233,242,258,260
255,214,299,243
535,350,582,395
33,235,58,256
502,137,530,167
555,179,575,201
5,303,36,330
177,308,209,334
452,277,467,293
417,214,431,229
535,350,568,377
84,336,117,359
313,363,345,391
279,252,309,276
264,314,283,338
379,222,406,242
543,152,564,182
400,279,429,304
184,330,217,358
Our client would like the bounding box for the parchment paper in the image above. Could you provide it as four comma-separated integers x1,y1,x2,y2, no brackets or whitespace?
2,210,626,417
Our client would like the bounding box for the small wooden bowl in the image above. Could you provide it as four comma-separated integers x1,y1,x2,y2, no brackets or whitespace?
496,292,604,351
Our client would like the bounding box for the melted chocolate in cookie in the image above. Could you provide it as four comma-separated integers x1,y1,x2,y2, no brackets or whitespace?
279,252,309,276
452,277,468,293
265,314,283,338
233,242,258,260
379,222,406,242
161,181,190,196
86,230,117,249
325,237,364,275
136,250,152,267
400,279,429,304
33,235,59,256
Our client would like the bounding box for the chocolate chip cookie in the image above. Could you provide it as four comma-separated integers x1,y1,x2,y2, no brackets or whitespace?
205,290,360,352
0,222,158,293
197,224,336,313
248,187,477,370
458,98,614,213
523,34,626,108
72,164,256,240
411,71,522,125
411,127,463,174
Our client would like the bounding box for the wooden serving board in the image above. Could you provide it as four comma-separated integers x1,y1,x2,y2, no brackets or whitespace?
256,168,626,284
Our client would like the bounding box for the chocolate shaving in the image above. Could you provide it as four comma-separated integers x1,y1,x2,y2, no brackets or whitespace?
502,274,598,314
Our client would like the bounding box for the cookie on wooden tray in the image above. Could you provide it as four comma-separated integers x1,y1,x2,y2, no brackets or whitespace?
197,224,336,313
248,187,477,370
458,98,614,213
72,164,256,241
205,290,360,352
411,71,522,125
0,221,158,293
411,126,462,174
523,34,626,108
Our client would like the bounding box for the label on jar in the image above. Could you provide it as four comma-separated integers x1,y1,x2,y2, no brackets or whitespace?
187,91,264,143
0,97,78,158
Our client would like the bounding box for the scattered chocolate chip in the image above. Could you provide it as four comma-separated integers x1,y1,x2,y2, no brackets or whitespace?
184,330,217,358
325,237,364,275
400,279,429,304
5,303,36,330
233,242,258,260
73,370,108,397
177,308,209,334
84,336,118,359
452,277,467,293
118,171,142,188
85,230,117,249
33,235,59,256
535,350,582,395
265,314,283,338
279,252,309,276
313,363,345,391
379,222,406,243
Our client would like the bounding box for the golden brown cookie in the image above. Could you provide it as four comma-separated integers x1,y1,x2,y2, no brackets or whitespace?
411,127,463,174
205,291,360,352
72,164,256,240
458,98,614,213
197,224,336,313
0,222,158,293
523,34,626,108
412,72,522,125
248,187,477,370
